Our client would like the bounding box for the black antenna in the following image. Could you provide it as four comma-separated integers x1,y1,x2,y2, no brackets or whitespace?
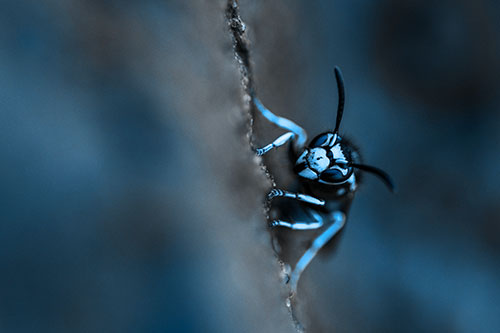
334,66,345,134
351,163,396,193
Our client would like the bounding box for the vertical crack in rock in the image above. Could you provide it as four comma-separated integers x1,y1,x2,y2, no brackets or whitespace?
225,0,255,149
225,1,304,331
225,0,277,202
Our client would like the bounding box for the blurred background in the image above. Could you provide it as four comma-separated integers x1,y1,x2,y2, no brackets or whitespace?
1,0,499,332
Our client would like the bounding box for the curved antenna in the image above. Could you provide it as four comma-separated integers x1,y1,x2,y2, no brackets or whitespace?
333,66,345,134
351,163,396,193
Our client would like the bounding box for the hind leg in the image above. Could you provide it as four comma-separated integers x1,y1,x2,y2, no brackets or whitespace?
288,211,346,294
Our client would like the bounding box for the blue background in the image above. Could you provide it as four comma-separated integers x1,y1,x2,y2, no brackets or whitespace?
1,0,500,332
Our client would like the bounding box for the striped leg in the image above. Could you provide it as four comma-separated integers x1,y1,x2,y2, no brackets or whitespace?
253,98,307,149
267,188,325,206
270,219,324,230
256,132,294,156
270,209,325,230
289,211,346,295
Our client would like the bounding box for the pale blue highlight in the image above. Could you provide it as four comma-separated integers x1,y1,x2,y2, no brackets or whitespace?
290,211,346,294
254,98,307,149
256,132,295,156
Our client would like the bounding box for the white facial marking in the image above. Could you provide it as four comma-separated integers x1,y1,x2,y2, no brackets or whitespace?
296,149,308,164
298,168,318,180
323,133,337,147
331,143,346,160
306,148,329,173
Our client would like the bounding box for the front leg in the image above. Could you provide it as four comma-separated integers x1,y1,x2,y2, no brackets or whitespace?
289,211,346,295
253,98,307,149
255,132,294,156
267,188,325,206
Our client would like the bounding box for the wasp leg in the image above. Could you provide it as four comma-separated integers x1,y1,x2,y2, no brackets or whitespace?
267,188,325,206
289,211,346,295
270,209,325,230
270,220,323,230
255,132,295,156
253,98,307,149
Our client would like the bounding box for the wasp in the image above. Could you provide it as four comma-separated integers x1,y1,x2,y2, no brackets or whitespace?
253,66,395,294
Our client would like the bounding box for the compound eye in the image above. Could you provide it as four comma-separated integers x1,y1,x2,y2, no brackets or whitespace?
309,133,335,148
319,168,351,184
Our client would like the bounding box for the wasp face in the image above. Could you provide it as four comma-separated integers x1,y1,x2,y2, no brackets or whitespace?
304,148,330,173
294,132,355,185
